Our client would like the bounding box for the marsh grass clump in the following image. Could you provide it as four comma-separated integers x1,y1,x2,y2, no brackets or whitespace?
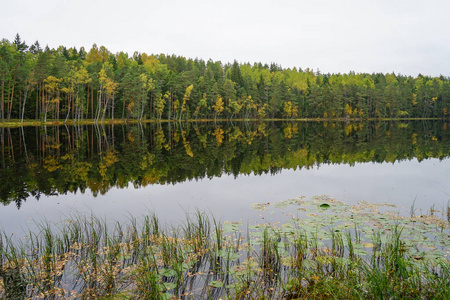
0,199,449,299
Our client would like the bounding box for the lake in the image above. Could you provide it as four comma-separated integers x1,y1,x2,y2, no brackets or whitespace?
1,120,449,235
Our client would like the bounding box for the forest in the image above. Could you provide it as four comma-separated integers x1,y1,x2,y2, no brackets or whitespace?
1,34,450,123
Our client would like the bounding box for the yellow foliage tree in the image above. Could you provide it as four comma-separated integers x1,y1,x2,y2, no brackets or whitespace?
180,84,193,120
212,96,224,120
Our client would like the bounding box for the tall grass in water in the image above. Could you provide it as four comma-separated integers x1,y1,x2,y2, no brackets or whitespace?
0,211,448,299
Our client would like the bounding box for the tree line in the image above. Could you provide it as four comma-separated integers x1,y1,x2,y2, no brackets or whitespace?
1,34,450,123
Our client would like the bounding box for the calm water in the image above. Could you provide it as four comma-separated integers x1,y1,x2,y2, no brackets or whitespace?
1,121,449,234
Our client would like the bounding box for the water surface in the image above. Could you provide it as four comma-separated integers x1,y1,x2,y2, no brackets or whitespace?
1,121,449,234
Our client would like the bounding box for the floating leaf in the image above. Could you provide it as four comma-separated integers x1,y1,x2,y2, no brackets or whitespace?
425,250,446,260
354,249,368,256
334,257,351,266
226,283,237,289
316,256,332,264
159,282,176,291
223,222,242,233
227,252,240,261
182,262,191,271
209,280,224,288
420,245,437,251
251,203,269,210
160,268,176,277
282,224,296,234
161,293,174,300
302,259,318,269
248,225,263,230
216,249,228,257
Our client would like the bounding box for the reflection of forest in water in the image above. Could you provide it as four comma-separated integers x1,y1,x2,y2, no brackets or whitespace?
1,121,449,208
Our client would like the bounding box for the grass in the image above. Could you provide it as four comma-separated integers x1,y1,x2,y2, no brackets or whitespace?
0,199,449,299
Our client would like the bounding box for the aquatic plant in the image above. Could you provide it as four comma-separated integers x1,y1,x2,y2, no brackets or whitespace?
0,197,449,299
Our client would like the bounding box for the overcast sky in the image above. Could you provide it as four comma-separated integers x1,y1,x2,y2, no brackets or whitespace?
2,0,449,76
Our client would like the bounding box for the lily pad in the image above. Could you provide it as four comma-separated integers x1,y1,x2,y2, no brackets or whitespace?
319,203,331,209
159,282,176,290
161,293,174,300
302,259,318,269
354,248,369,256
160,268,176,277
251,203,270,210
222,222,242,233
209,280,224,288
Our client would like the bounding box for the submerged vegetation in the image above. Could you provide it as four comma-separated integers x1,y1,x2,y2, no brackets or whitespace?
1,34,450,124
0,196,449,299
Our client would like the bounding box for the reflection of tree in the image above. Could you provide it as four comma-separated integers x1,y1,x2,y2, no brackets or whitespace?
98,150,118,179
2,121,450,207
212,127,224,145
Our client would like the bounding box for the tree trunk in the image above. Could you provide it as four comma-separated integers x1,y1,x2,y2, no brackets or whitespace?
140,100,145,121
18,90,22,121
102,95,109,121
112,94,115,121
1,79,4,122
96,87,102,122
65,95,71,123
91,87,94,119
41,83,45,120
21,86,28,122
56,90,60,121
122,97,125,120
7,79,14,121
86,84,89,120
44,94,47,123
35,82,39,120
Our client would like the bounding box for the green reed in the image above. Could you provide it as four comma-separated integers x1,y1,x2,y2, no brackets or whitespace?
0,209,449,299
